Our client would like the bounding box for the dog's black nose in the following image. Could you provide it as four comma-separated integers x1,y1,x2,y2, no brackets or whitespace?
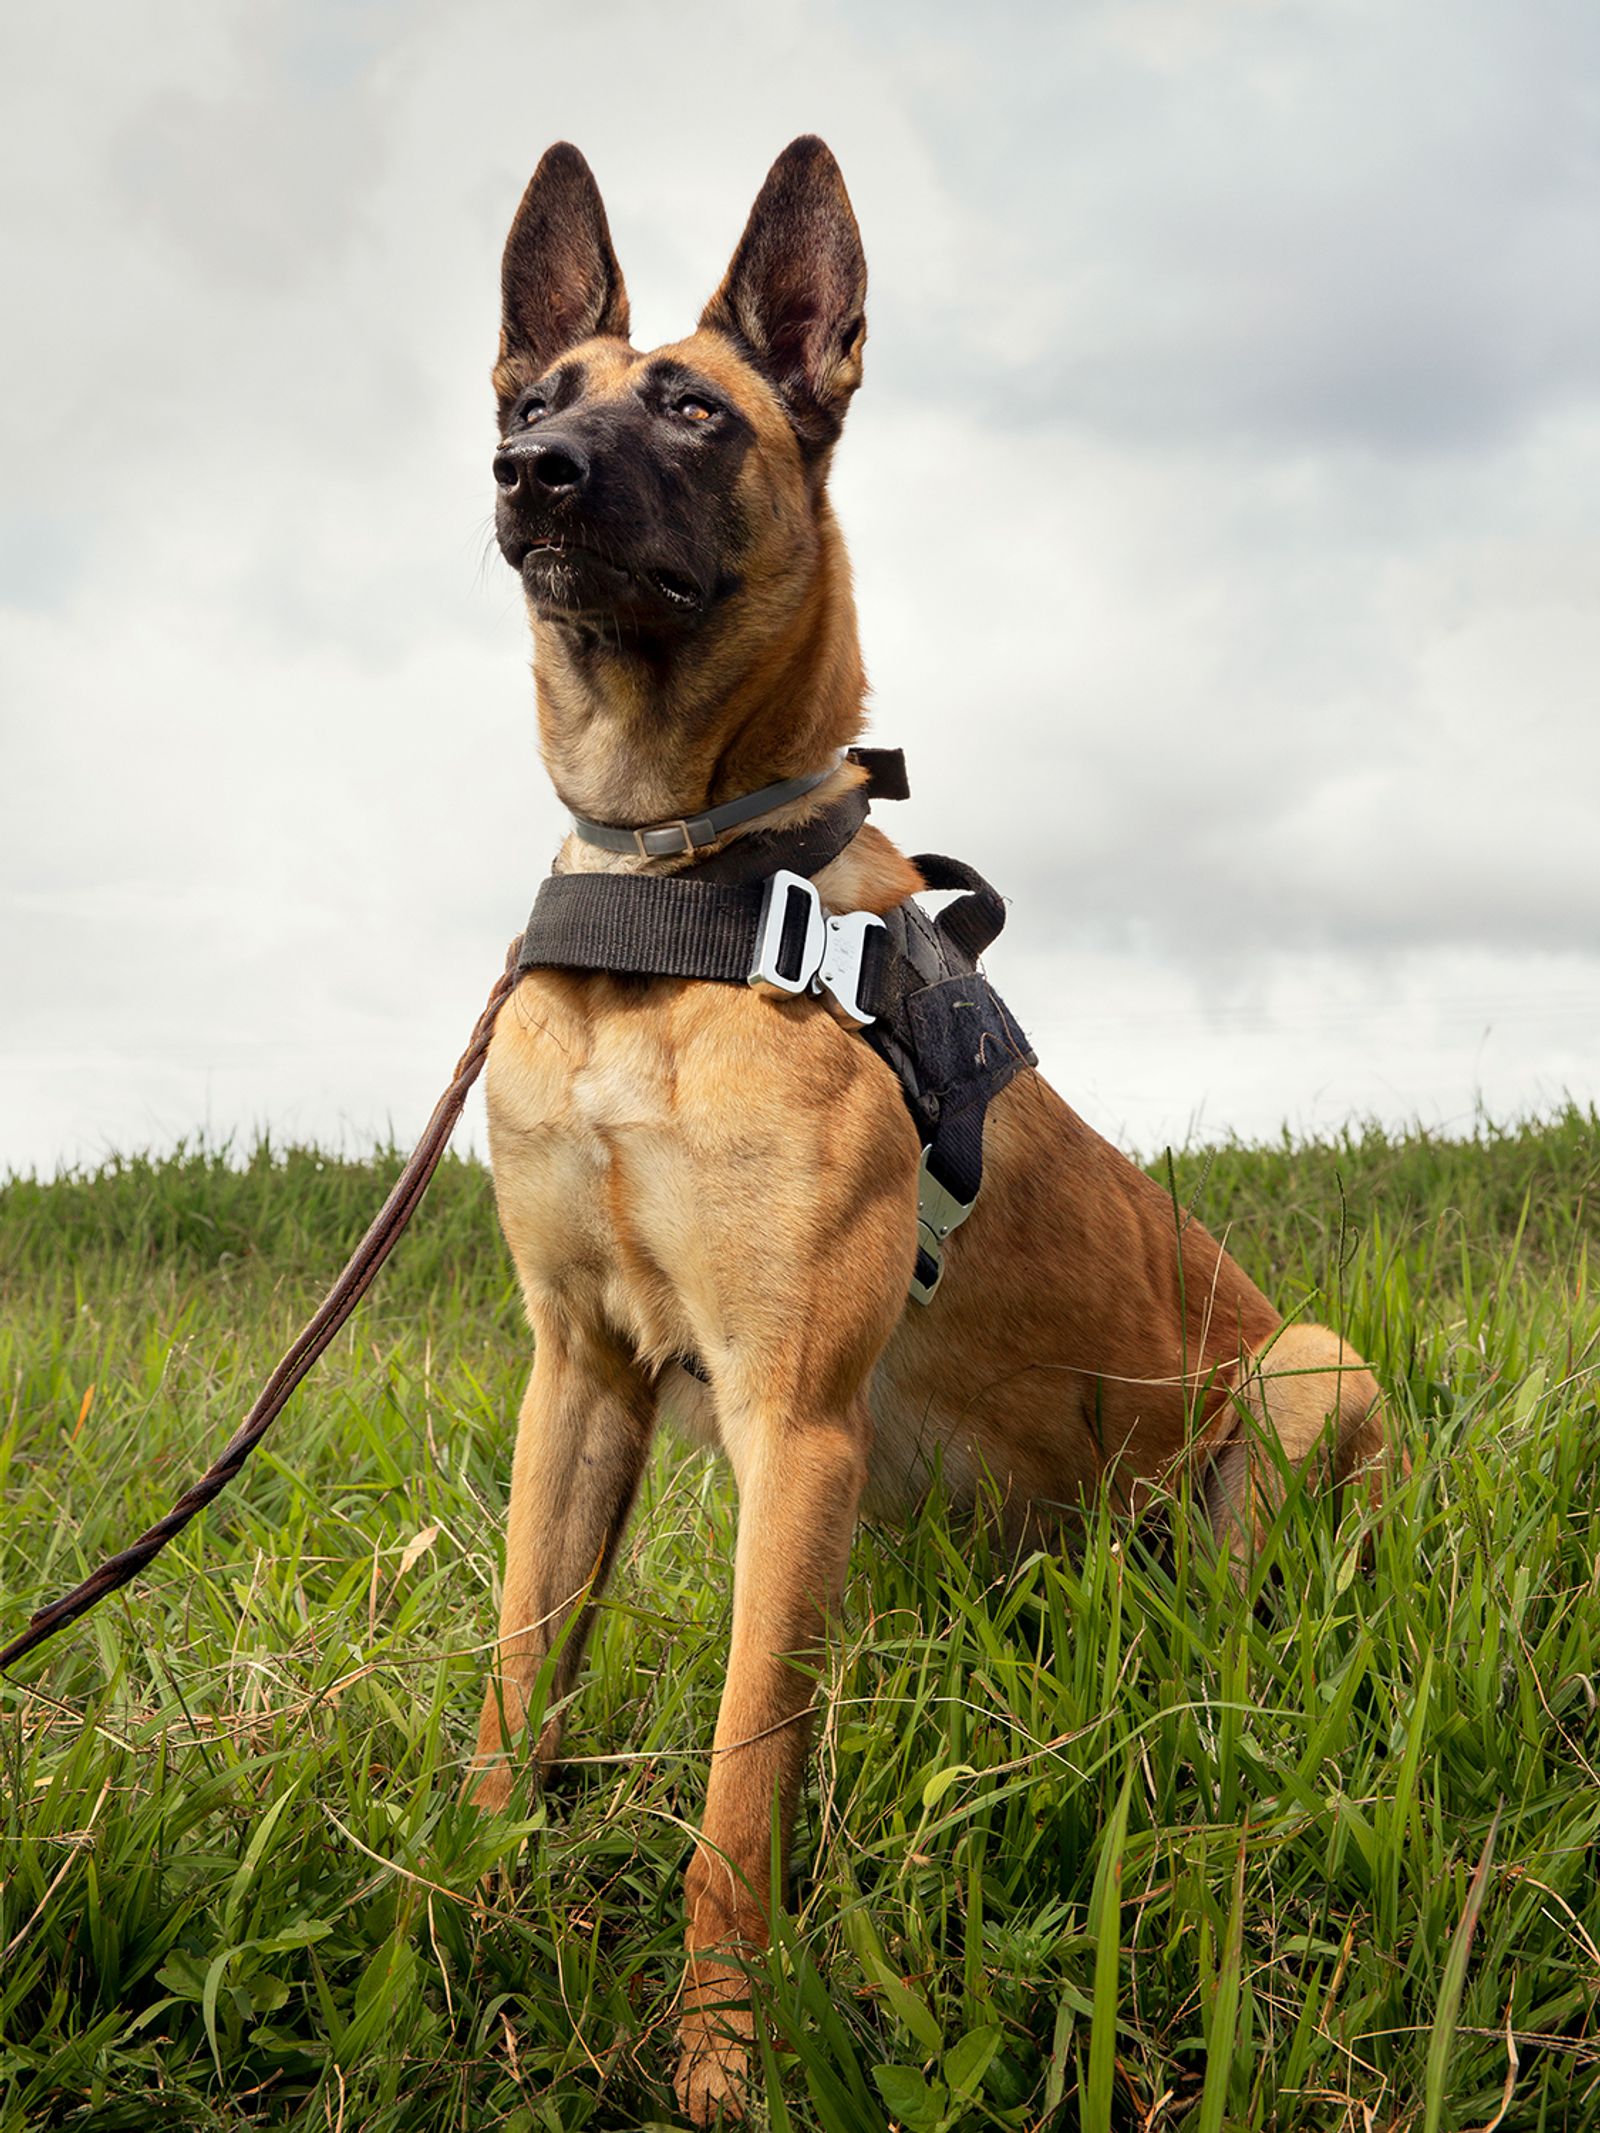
493,442,590,496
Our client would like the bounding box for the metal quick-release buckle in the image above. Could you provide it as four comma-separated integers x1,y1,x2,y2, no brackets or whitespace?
748,871,886,1028
908,1148,977,1306
816,909,885,1028
749,871,827,996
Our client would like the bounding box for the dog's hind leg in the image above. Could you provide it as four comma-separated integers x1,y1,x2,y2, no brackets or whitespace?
469,1319,656,1811
1204,1322,1389,1577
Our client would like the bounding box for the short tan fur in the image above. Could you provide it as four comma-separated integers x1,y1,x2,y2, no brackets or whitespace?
470,136,1391,2123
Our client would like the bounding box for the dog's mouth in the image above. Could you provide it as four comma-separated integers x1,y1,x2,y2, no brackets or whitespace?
645,567,701,611
511,538,703,619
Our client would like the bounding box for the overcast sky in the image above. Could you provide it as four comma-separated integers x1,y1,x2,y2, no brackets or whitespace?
3,0,1597,1179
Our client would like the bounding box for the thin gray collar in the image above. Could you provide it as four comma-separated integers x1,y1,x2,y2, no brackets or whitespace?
568,757,843,860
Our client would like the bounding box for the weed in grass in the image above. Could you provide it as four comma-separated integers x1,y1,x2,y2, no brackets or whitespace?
2,1115,1599,2128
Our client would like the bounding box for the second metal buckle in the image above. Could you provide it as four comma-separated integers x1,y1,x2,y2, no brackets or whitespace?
909,1149,977,1305
815,909,886,1028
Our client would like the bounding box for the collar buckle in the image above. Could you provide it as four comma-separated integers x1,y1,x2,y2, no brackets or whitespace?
575,757,847,859
634,818,698,860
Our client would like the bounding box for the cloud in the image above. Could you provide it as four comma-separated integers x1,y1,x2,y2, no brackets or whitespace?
849,0,1600,451
2,0,1597,1176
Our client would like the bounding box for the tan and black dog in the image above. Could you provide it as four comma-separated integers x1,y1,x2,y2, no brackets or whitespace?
470,137,1389,2122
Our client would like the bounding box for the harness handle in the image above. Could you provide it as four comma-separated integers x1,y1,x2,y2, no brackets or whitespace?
910,854,1009,966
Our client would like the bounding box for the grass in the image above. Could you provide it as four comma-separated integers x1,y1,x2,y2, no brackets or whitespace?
2,1112,1599,2131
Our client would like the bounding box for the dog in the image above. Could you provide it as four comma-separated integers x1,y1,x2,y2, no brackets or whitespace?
468,136,1389,2123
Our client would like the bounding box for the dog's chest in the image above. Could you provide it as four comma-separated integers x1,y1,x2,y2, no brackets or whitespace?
486,978,685,1314
483,967,923,1422
483,973,862,1376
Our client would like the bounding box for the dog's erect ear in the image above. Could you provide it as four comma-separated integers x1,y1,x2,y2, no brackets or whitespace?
699,136,867,455
497,143,630,399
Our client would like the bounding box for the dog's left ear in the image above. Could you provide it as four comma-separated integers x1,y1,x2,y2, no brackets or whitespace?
700,136,867,456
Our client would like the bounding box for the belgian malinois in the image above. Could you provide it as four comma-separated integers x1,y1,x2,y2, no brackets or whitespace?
470,136,1389,2122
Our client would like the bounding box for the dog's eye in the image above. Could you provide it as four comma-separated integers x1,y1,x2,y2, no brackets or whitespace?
675,395,718,424
520,396,547,426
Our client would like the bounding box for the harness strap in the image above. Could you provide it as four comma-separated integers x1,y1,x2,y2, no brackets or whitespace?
516,743,1034,1305
522,871,779,986
518,861,899,1021
686,784,869,884
911,1104,987,1301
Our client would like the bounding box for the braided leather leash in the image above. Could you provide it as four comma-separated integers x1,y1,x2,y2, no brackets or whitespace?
0,947,520,1677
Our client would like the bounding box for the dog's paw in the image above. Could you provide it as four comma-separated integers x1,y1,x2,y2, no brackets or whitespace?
673,1997,754,2125
465,1757,516,1815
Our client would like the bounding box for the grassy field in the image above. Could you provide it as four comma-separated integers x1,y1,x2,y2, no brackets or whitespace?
2,1112,1598,2131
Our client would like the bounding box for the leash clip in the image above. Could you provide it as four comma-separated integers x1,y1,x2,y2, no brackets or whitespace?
909,1149,977,1306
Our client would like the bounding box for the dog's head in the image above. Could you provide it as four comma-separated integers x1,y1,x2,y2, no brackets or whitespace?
492,138,866,653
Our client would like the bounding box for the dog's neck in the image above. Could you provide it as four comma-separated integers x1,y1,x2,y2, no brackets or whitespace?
529,500,865,831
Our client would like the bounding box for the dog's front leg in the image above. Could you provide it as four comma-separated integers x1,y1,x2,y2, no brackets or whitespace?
470,1318,655,1810
673,1392,869,2123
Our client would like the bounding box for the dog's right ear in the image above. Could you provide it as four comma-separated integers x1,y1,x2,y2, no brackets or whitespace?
495,144,630,418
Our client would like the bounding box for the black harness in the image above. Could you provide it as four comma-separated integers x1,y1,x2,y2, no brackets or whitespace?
516,749,1034,1301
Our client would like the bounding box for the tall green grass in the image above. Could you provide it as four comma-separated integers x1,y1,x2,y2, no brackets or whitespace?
2,1113,1598,2130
